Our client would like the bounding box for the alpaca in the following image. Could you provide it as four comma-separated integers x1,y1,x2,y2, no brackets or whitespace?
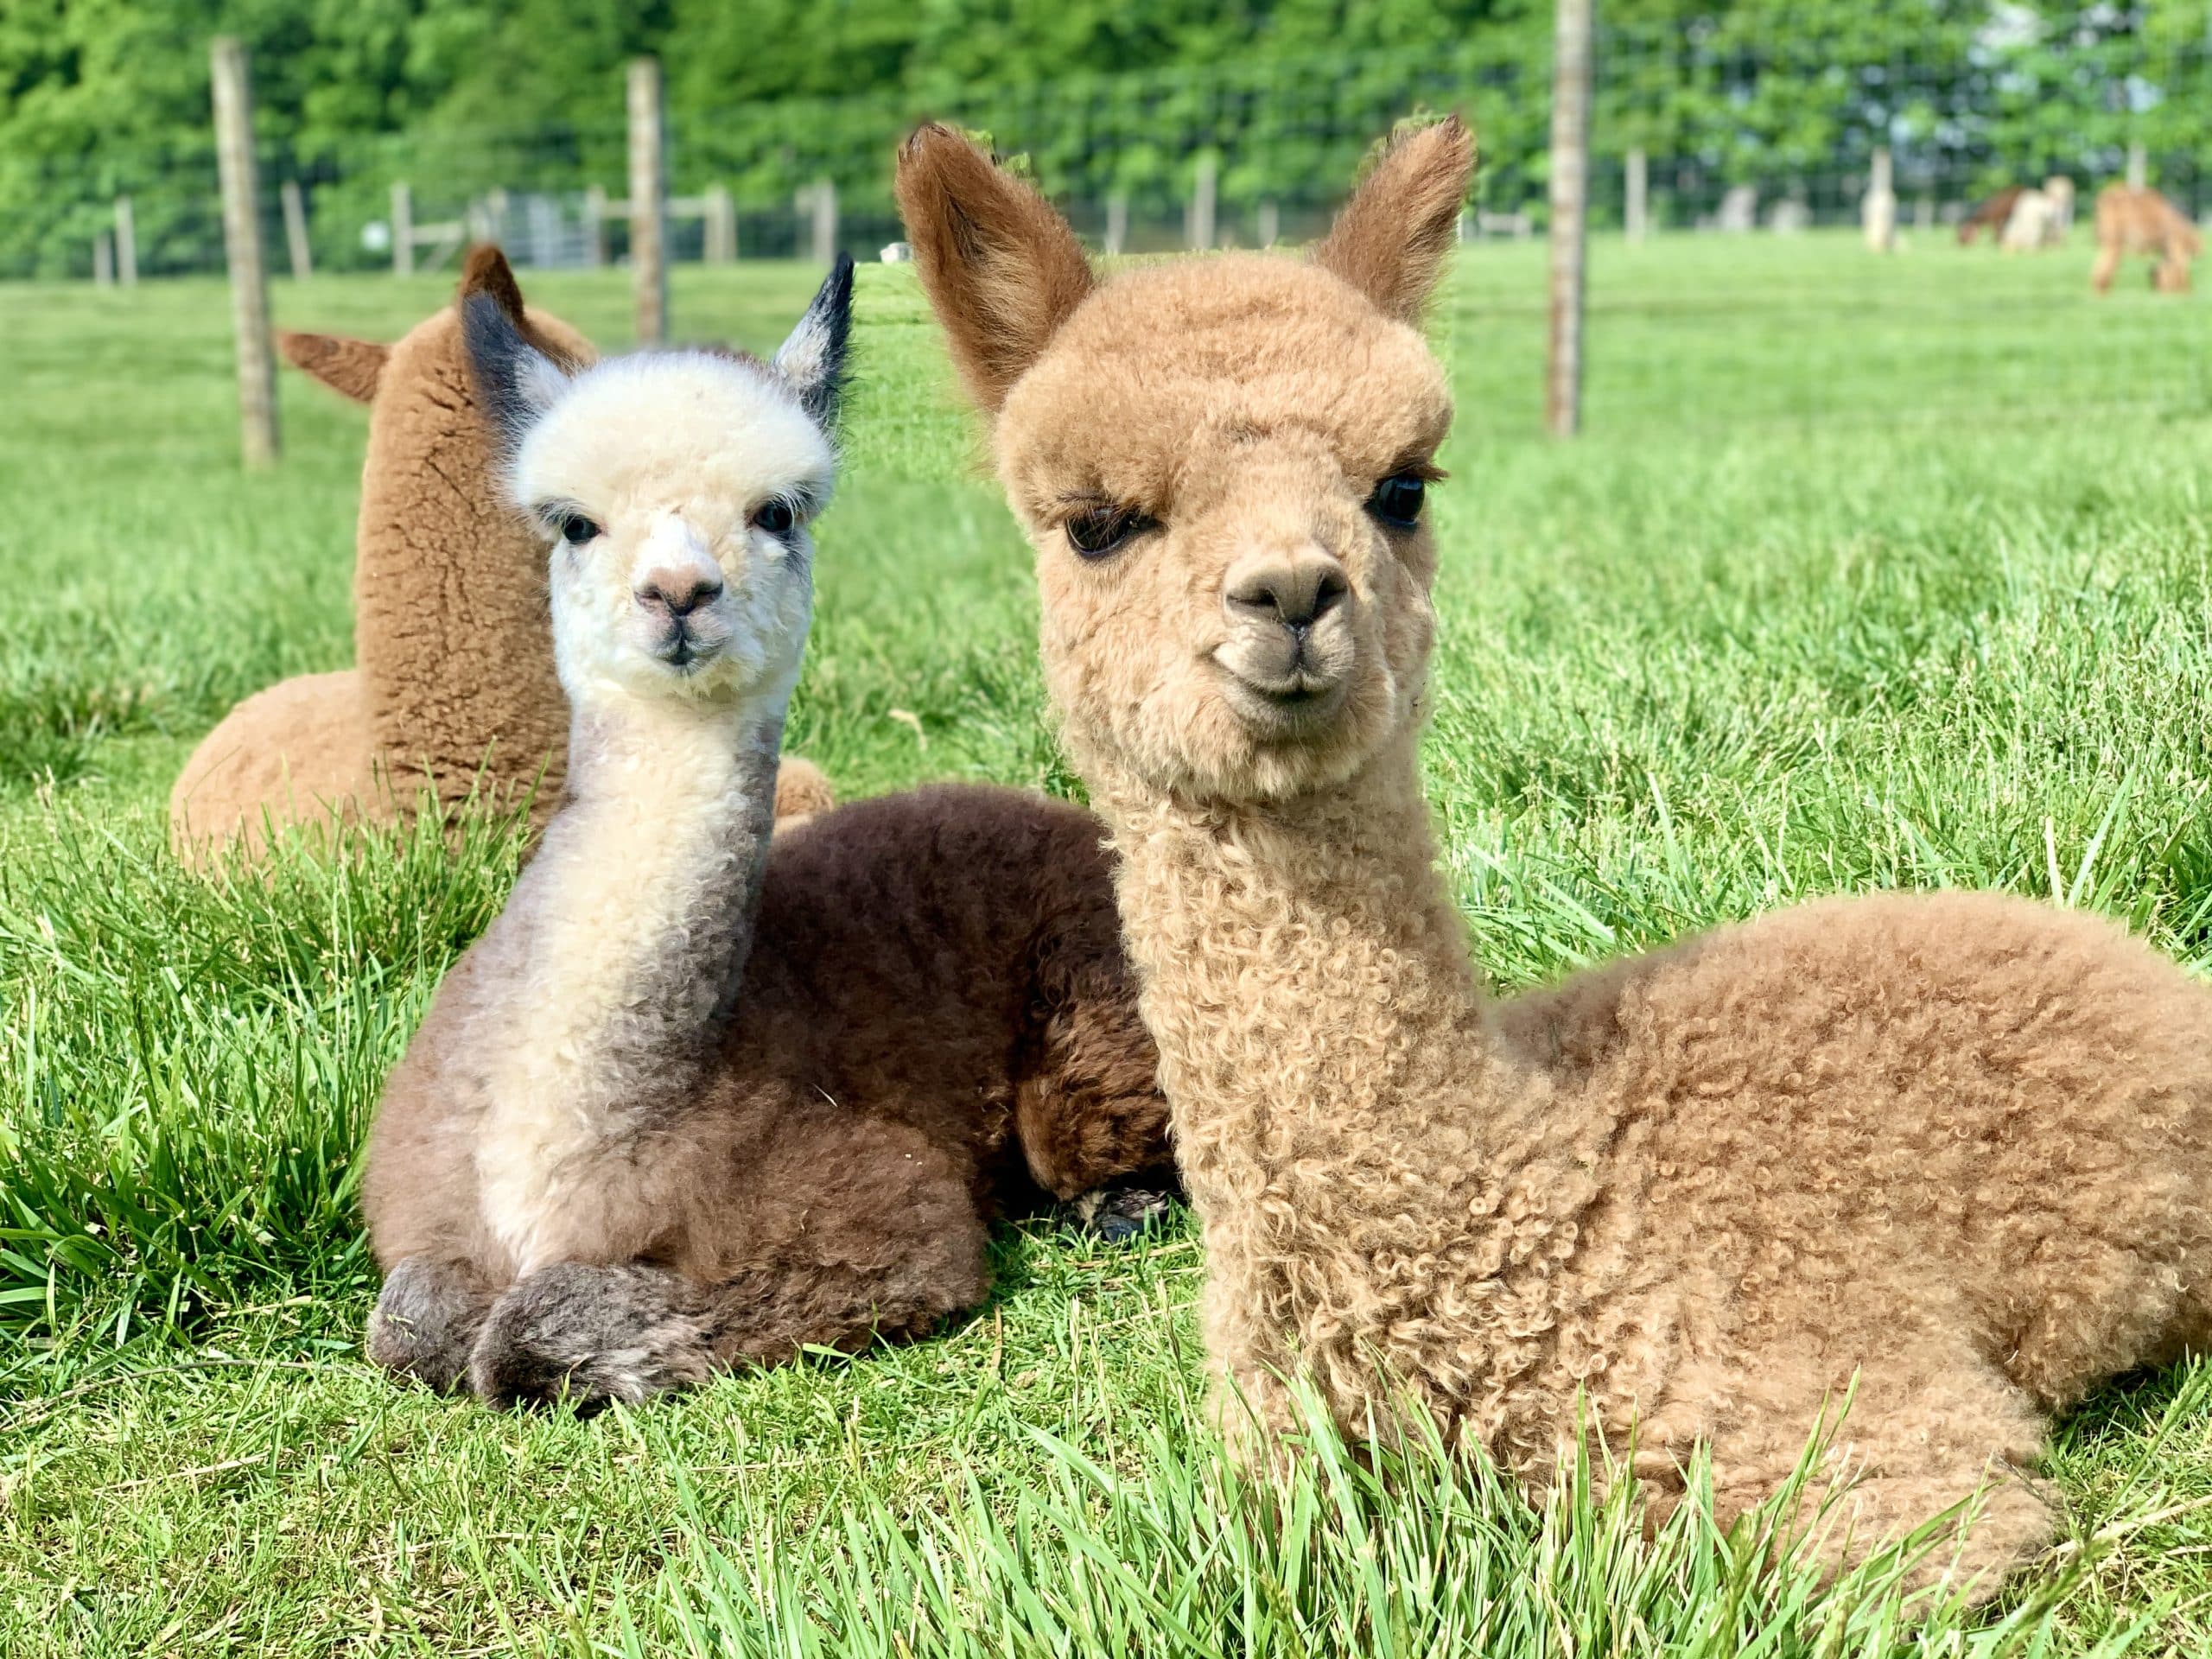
2091,185,2202,295
895,118,2212,1592
1999,177,2073,252
1957,186,2025,246
168,245,836,861
364,259,1172,1409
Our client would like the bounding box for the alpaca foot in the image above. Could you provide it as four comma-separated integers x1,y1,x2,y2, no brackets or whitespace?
468,1262,715,1412
1759,1464,2059,1605
1067,1179,1178,1243
367,1256,497,1391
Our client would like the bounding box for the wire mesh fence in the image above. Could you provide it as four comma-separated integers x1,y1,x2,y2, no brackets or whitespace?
7,16,2207,437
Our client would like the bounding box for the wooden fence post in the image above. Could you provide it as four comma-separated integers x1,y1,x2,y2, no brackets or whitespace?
1862,145,1897,253
1257,199,1280,247
808,178,838,266
281,179,313,279
93,232,114,286
583,185,607,267
1188,155,1217,251
704,183,736,264
391,181,414,276
1545,0,1594,438
628,57,668,343
2126,141,2148,191
1624,147,1648,242
114,196,137,286
211,35,279,467
1105,193,1129,256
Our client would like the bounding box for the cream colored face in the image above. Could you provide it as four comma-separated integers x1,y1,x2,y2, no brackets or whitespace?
996,257,1452,805
511,354,832,709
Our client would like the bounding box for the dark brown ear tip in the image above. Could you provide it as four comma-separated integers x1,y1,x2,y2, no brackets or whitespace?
457,245,528,321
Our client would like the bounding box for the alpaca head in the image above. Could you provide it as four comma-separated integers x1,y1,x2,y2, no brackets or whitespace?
896,119,1471,804
462,257,854,713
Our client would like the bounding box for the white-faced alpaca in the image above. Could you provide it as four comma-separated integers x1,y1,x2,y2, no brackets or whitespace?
897,119,2212,1592
364,261,1173,1409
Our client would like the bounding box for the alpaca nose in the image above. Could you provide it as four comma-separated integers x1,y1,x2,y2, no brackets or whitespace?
637,569,724,618
1223,551,1349,637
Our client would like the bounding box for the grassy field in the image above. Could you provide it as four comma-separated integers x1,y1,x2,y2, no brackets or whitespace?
3,231,2210,1654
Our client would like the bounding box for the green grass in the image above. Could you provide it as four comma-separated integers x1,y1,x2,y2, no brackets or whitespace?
2,231,2210,1653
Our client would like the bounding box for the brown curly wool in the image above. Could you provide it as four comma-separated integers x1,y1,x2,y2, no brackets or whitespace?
896,117,2212,1592
366,784,1173,1407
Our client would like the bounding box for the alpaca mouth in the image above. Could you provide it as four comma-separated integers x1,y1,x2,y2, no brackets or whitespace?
653,632,721,672
1219,666,1349,736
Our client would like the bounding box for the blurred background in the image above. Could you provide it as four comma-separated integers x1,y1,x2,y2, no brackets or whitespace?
5,2,2207,277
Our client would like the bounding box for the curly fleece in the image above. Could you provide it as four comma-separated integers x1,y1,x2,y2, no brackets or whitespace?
897,116,2212,1595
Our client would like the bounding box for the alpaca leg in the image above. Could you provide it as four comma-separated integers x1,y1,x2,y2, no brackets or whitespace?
1700,1349,2057,1602
367,1255,499,1391
2091,243,2121,292
1014,946,1175,1205
1065,1178,1179,1243
1741,1460,2057,1605
468,1261,716,1411
472,1123,992,1409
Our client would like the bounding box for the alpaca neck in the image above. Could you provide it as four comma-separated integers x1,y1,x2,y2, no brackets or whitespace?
1089,730,1599,1438
474,686,786,1272
1091,730,1539,1184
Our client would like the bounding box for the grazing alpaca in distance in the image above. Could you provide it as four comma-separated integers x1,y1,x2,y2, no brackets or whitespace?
896,118,2212,1592
1958,186,2025,246
1999,176,2074,251
2092,185,2202,295
365,259,1172,1410
170,247,831,863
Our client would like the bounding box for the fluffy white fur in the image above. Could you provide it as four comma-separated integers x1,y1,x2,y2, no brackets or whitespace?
470,346,835,1272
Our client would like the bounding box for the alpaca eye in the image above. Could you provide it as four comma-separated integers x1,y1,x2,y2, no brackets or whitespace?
753,499,796,537
1366,474,1426,530
558,513,601,545
1065,505,1154,561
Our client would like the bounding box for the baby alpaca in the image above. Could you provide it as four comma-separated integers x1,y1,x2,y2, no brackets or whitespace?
364,262,1171,1409
897,119,2212,1592
171,247,830,862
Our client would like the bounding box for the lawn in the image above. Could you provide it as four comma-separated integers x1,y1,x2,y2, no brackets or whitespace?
2,231,2209,1655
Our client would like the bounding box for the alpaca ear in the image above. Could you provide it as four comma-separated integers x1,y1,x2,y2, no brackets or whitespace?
893,123,1094,413
457,243,528,322
772,252,855,429
1312,115,1477,323
278,331,390,404
461,291,572,457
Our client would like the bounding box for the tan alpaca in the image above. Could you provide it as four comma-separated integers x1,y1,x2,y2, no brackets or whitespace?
2091,185,2202,295
897,119,2212,1591
169,246,835,861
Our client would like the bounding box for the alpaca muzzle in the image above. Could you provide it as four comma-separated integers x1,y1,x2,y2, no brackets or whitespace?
1214,549,1357,733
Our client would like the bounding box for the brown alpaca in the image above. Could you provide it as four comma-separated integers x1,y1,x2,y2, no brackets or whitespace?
365,264,1171,1409
168,246,837,861
2091,185,2202,295
1958,186,2025,246
897,118,2212,1592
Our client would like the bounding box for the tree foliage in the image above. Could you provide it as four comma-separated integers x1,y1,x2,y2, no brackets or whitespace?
0,2,2203,276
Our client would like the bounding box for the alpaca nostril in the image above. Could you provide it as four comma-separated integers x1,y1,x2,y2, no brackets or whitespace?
1224,555,1351,632
1312,568,1348,619
638,573,724,618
